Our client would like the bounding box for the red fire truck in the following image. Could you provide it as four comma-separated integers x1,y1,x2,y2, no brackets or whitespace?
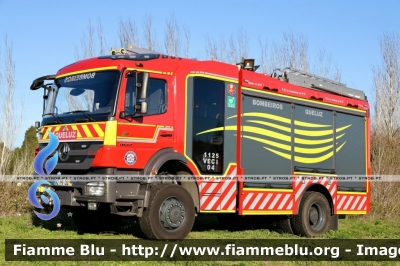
31,46,370,239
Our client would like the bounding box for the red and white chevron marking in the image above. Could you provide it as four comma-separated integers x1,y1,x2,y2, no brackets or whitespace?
199,169,237,211
293,176,338,214
242,192,293,210
336,194,368,211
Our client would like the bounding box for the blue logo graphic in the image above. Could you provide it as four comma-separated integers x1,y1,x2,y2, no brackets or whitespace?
28,180,60,220
29,131,60,220
34,131,59,176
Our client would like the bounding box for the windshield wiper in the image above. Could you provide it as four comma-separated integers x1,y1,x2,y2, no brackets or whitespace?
42,113,63,124
65,110,96,122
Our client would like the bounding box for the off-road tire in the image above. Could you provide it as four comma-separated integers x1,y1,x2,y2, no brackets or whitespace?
139,183,195,240
292,191,331,237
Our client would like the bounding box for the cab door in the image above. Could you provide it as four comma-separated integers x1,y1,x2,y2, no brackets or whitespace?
116,70,172,170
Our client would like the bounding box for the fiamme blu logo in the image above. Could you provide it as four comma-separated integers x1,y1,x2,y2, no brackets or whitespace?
28,132,60,220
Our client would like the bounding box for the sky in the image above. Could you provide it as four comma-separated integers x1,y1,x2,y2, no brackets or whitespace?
0,0,399,148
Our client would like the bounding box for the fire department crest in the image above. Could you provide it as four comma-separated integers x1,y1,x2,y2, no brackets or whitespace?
227,83,236,95
124,151,137,165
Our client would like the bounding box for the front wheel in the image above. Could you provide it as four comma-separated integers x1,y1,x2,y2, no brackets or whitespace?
139,183,195,240
291,191,331,237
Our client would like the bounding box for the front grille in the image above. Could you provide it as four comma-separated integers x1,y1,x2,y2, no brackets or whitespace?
39,141,103,170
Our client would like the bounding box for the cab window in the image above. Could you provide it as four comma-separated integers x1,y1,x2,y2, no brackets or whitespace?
125,77,167,116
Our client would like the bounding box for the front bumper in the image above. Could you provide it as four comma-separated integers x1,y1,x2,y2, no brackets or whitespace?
51,180,148,209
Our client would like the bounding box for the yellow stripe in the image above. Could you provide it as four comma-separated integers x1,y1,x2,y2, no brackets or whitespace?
81,125,93,138
294,142,343,163
244,126,291,142
265,148,291,160
196,126,231,135
127,68,164,75
294,121,331,128
118,125,167,141
295,128,333,137
243,87,366,113
43,123,108,140
337,191,367,195
228,112,291,124
92,124,104,137
264,144,344,163
243,188,293,192
197,124,347,146
118,136,152,140
242,210,293,215
187,73,237,83
246,120,291,132
56,66,118,78
336,133,345,140
41,122,106,127
337,210,367,215
295,145,333,154
43,126,52,139
200,210,236,213
71,125,82,138
336,124,352,132
266,142,345,163
294,172,337,177
243,135,291,151
294,124,350,137
295,136,334,145
118,123,156,127
295,151,334,164
104,120,117,146
336,142,346,152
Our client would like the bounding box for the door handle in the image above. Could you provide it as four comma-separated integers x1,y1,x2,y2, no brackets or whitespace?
160,133,173,137
210,136,223,145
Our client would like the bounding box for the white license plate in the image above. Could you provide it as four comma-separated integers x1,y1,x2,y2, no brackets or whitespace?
51,179,69,186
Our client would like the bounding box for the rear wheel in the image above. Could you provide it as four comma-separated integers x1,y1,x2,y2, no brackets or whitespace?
292,191,331,237
139,183,195,239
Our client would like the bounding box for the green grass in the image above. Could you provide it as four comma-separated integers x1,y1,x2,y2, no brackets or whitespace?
1,209,400,266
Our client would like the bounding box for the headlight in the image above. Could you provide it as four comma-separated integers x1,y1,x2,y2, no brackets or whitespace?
85,182,105,196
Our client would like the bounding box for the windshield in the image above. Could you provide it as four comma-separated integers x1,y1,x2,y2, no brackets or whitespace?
45,70,120,117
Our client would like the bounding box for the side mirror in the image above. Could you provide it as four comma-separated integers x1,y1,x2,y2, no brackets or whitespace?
30,80,44,90
30,75,56,90
135,72,149,114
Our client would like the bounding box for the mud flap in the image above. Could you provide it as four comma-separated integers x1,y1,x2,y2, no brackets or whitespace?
328,214,338,231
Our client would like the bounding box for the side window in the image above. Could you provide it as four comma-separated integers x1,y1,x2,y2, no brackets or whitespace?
146,78,167,115
125,77,167,116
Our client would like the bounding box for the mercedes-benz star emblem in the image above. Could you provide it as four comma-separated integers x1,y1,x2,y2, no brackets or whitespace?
58,143,70,161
